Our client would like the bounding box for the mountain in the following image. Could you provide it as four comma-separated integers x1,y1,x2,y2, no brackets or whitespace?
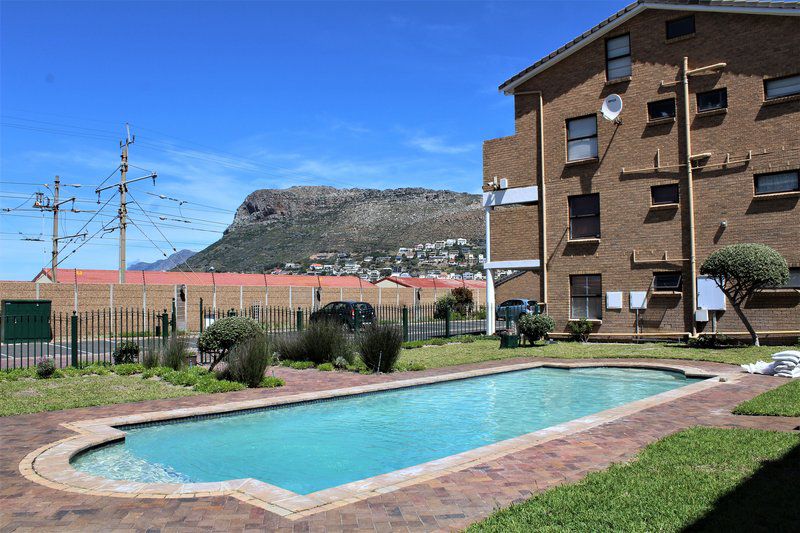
129,249,197,271
184,186,483,272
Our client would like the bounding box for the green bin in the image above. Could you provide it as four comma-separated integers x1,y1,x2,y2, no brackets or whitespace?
1,299,52,342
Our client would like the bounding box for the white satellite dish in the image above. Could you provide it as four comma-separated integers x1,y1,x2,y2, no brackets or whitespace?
601,94,623,122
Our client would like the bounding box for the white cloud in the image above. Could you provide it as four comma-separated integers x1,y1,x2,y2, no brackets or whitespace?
407,135,476,155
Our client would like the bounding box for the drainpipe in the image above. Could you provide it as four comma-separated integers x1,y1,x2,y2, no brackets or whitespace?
681,58,727,337
485,207,496,335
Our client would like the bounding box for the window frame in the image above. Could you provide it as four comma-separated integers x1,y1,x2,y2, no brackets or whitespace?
570,274,603,320
647,98,676,121
653,272,683,292
764,73,800,101
665,15,695,40
565,114,598,163
696,88,728,113
605,33,632,81
568,193,601,240
753,170,800,196
650,183,680,206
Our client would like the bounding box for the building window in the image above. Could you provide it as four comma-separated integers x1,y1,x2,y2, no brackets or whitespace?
566,115,598,162
568,193,601,239
768,267,800,289
764,74,800,100
697,88,727,112
653,272,682,292
754,170,800,195
647,98,676,120
666,15,695,40
651,184,679,205
605,33,631,80
570,274,602,320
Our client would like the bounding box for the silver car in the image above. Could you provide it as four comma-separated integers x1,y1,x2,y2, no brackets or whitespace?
496,298,538,320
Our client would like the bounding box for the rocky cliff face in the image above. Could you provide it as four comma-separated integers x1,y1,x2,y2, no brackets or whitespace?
185,186,483,272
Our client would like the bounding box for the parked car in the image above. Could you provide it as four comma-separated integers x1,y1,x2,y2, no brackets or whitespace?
496,298,538,320
309,301,375,330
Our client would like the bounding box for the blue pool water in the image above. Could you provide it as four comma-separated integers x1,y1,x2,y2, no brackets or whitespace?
72,367,700,494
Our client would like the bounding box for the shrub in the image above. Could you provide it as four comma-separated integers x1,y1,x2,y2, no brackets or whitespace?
395,360,426,372
687,334,742,349
141,347,160,369
112,341,140,364
112,363,144,375
282,360,315,370
518,314,556,342
160,334,190,370
700,243,789,346
568,318,593,343
259,376,284,388
332,356,349,369
225,334,273,388
35,357,56,379
434,294,457,319
197,316,263,370
194,376,246,393
274,320,352,365
358,323,403,373
450,287,474,314
317,362,334,371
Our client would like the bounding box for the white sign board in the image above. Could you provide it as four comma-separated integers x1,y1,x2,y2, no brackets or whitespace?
697,276,726,310
630,291,648,310
606,291,623,309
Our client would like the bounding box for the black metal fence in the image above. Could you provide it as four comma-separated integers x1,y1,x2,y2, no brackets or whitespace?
0,308,171,370
1,302,488,370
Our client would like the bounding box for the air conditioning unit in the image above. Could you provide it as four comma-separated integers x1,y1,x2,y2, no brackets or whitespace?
499,178,509,189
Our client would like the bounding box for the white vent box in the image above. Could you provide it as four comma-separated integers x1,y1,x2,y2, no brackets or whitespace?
499,178,509,189
695,309,709,322
630,291,648,310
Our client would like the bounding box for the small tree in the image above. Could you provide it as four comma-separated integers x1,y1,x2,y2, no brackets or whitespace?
197,316,263,371
700,243,789,346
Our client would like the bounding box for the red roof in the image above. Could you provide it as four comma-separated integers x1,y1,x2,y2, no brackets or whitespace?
35,268,371,288
379,276,485,289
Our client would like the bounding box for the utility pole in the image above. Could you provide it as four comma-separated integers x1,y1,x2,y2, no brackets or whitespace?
94,124,157,284
119,125,132,284
33,176,85,283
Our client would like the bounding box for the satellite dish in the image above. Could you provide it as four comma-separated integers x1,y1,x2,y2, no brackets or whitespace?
601,94,623,122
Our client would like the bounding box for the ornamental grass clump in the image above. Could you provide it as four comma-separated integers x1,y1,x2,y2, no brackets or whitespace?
160,334,191,370
197,316,263,370
273,319,352,365
224,333,273,388
358,323,403,373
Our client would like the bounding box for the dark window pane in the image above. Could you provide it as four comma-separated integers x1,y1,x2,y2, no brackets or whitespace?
765,74,800,100
754,171,800,194
606,34,631,80
647,99,676,120
653,272,682,291
666,15,695,39
570,217,600,239
697,88,727,112
651,184,679,205
569,194,600,217
570,275,602,319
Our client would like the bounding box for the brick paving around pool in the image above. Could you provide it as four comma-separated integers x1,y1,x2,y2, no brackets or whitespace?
2,356,799,532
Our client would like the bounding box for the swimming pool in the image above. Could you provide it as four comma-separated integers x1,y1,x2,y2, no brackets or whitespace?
72,367,701,494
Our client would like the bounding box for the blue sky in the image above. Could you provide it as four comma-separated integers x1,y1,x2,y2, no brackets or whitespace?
0,0,628,280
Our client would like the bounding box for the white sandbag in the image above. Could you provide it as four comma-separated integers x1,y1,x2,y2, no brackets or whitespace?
771,351,800,364
741,360,777,375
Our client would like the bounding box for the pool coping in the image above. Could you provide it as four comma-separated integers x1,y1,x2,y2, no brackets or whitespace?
20,360,738,520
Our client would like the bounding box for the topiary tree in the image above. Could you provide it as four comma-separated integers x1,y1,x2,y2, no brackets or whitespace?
450,287,474,315
700,243,789,346
197,316,263,371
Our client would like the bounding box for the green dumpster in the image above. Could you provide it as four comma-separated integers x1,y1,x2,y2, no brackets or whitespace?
1,300,52,342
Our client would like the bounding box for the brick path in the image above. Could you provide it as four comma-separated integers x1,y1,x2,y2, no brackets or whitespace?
2,357,798,532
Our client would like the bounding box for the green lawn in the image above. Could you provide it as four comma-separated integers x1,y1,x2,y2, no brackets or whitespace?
398,338,793,369
734,380,800,417
0,373,197,416
468,427,800,532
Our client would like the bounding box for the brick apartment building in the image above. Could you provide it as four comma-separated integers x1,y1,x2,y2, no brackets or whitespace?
483,0,800,340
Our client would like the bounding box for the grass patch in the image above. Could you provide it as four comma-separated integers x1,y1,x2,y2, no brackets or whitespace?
397,339,793,370
468,427,800,532
733,380,800,417
281,360,316,370
0,373,197,416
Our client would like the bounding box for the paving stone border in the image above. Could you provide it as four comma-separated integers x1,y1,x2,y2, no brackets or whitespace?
20,361,732,520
